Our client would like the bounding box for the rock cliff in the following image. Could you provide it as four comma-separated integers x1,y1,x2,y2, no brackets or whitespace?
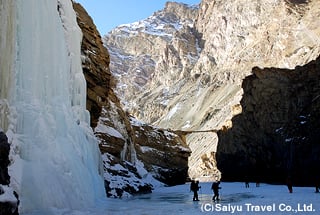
72,3,111,128
104,0,320,180
132,122,191,186
217,55,320,185
73,2,191,197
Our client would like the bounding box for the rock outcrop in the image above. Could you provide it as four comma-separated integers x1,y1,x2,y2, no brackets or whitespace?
104,0,320,180
217,55,320,185
72,3,111,128
0,131,19,215
73,2,191,197
132,122,191,186
0,131,10,185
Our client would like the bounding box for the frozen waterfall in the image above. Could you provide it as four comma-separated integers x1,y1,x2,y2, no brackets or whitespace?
0,0,106,213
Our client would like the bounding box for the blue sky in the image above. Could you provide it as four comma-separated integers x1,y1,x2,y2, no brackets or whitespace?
75,0,200,35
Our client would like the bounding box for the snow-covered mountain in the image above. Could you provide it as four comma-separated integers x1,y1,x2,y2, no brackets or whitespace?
0,1,193,212
104,2,200,106
104,0,320,181
1,0,320,213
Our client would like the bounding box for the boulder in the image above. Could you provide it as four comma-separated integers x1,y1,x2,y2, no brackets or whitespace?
0,131,19,214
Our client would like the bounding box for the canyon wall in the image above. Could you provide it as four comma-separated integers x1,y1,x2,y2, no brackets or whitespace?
104,0,320,180
217,55,320,185
73,2,191,197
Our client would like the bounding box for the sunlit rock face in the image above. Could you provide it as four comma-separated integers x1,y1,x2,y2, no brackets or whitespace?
74,2,148,198
73,2,111,128
132,122,191,186
217,55,320,185
104,2,200,121
104,0,320,180
74,2,191,197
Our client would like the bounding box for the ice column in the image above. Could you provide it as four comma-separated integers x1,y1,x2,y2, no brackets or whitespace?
0,0,16,131
8,0,105,212
58,0,90,124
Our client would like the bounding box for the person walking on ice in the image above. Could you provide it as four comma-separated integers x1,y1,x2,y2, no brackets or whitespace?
286,176,293,193
211,179,221,202
190,180,201,201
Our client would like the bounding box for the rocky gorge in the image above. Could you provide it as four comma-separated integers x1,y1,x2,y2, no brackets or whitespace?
104,0,320,183
73,2,191,197
1,1,319,209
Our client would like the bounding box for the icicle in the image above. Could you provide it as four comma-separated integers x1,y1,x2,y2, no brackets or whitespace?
4,0,106,212
57,0,89,124
130,140,137,165
0,0,16,132
120,139,128,161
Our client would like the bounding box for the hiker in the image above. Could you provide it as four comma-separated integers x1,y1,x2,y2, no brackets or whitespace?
286,176,293,193
190,180,200,201
255,175,260,187
316,185,319,193
244,175,249,188
211,180,221,202
315,177,319,193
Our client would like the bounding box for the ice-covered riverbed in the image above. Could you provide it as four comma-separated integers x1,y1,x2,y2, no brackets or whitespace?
23,182,320,215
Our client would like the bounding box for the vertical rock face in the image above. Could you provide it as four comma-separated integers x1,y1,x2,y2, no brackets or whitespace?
72,3,111,128
104,2,199,112
106,0,320,126
73,3,191,197
217,55,320,185
196,0,320,70
132,123,191,186
105,0,320,180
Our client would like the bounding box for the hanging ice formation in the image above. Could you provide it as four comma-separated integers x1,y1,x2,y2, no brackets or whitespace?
0,0,106,213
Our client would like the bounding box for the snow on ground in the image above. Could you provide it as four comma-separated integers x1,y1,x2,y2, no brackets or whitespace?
22,182,320,215
0,185,18,204
95,124,125,139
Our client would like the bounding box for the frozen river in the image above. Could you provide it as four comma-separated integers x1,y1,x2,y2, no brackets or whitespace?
24,182,320,215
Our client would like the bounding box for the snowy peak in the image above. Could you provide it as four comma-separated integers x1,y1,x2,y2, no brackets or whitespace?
164,1,199,16
110,2,198,38
105,0,320,182
104,2,201,109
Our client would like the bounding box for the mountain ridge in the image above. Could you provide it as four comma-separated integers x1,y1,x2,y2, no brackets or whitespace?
104,0,320,180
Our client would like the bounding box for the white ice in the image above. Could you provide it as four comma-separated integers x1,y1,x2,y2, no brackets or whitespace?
1,0,105,213
21,182,320,215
